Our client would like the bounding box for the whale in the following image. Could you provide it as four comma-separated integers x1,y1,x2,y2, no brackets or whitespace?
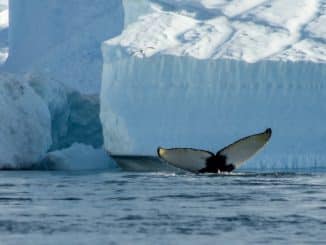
157,128,272,173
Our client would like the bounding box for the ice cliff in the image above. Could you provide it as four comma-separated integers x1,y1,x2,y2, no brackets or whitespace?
0,73,51,168
5,0,124,150
6,0,124,94
0,0,8,63
101,0,326,169
0,0,124,169
0,0,325,170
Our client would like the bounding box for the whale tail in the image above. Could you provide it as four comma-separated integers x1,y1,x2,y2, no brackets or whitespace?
157,128,272,173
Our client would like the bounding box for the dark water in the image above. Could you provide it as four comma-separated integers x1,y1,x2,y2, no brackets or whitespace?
0,171,326,244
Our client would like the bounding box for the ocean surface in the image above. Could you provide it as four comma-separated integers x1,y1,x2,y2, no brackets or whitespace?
1,170,326,245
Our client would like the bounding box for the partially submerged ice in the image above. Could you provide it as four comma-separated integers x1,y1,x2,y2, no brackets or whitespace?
101,0,326,170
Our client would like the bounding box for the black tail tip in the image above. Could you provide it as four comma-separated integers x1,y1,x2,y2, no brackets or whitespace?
265,128,272,135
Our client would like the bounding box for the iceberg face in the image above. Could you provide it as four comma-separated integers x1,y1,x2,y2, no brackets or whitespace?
0,0,7,11
6,0,124,94
0,73,51,169
101,56,326,169
101,1,326,169
0,0,125,166
0,0,8,64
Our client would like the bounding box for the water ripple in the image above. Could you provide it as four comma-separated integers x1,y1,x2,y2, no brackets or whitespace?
0,171,325,244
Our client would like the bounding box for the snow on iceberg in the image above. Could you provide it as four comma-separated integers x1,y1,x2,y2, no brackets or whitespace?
0,73,51,169
101,0,326,170
110,0,325,63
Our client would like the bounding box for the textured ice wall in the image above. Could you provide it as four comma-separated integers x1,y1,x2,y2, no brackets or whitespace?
101,53,326,169
0,73,51,169
6,0,124,94
0,0,8,63
28,75,103,151
3,0,124,156
101,0,326,170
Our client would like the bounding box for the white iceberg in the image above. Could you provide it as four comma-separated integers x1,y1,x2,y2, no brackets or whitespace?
0,0,8,64
0,73,51,169
101,0,326,170
5,0,124,94
1,0,125,157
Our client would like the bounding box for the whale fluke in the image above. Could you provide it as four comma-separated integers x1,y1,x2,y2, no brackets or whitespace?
157,128,272,173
